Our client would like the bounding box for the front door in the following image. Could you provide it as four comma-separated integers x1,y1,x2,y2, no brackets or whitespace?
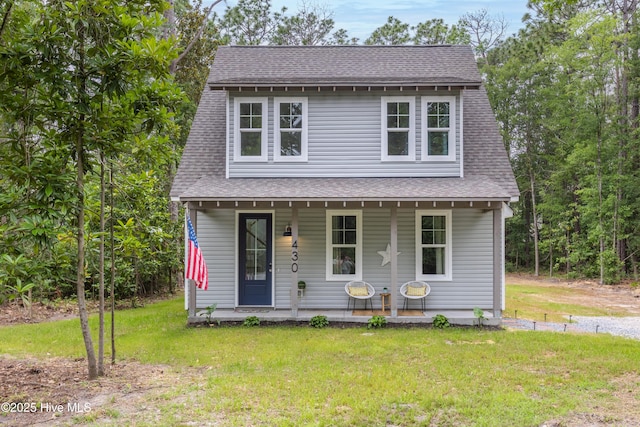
239,213,272,306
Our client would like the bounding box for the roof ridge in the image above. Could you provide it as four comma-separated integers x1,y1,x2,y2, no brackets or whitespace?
219,44,470,49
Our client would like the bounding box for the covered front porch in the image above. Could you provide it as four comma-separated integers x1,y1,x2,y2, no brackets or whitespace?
188,308,500,327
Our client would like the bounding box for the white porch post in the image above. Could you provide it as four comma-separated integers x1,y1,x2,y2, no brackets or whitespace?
390,204,398,318
290,205,299,317
493,207,503,318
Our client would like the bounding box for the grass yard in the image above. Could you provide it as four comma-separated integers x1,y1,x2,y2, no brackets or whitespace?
1,282,639,426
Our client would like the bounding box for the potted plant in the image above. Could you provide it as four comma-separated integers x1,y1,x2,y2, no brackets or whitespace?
297,280,306,290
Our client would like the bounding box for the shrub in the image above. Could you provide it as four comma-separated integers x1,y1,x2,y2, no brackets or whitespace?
309,315,329,328
433,314,450,329
473,307,485,327
367,315,387,329
243,316,260,327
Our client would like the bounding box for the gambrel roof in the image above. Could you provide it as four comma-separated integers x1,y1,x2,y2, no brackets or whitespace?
208,45,482,89
171,45,519,202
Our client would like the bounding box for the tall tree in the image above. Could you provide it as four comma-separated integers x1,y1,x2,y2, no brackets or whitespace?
459,8,508,61
365,16,411,45
413,18,470,45
271,0,341,45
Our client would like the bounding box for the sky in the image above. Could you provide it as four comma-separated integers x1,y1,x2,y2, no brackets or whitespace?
209,0,532,42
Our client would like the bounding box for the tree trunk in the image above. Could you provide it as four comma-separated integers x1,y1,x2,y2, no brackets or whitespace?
98,153,105,376
530,171,540,277
110,166,116,365
76,129,98,381
76,22,98,381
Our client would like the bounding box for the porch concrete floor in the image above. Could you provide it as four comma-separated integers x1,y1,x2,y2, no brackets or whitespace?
189,309,500,327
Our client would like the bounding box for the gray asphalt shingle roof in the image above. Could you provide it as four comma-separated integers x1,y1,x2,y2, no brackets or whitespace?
208,45,482,88
171,46,519,202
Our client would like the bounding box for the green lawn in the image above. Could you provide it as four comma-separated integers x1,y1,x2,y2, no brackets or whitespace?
1,296,639,426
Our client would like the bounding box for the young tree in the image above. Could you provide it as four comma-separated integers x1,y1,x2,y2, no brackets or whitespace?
0,0,182,379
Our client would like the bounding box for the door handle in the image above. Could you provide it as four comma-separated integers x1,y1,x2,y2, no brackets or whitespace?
268,263,272,273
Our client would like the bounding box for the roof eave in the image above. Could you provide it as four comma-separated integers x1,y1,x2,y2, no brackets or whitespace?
208,83,482,92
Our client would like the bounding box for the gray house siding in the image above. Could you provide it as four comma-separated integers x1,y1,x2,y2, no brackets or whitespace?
228,91,462,178
194,207,493,310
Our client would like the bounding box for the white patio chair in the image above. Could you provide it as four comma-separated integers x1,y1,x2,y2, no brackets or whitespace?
345,281,375,310
400,281,431,311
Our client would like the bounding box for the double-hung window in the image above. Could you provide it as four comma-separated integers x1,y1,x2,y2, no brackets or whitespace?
422,96,456,161
234,97,268,162
415,210,452,280
275,97,308,162
326,210,362,281
381,96,415,161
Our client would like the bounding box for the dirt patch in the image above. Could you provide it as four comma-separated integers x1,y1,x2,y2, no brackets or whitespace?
507,273,640,316
0,354,201,426
542,372,640,427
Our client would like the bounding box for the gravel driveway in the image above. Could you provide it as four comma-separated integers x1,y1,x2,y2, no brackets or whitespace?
503,316,640,340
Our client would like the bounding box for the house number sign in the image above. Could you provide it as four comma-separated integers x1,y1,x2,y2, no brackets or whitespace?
291,240,299,273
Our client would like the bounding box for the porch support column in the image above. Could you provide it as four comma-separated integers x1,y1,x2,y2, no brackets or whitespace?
290,205,299,317
390,204,398,318
492,207,503,319
187,209,197,318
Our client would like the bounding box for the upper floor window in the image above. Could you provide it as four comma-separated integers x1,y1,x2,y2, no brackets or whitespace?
326,210,362,281
275,97,308,162
422,96,456,161
234,97,268,162
415,210,452,281
381,96,415,161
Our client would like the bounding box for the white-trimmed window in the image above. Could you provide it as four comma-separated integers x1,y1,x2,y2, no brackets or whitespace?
234,97,268,162
381,96,415,161
422,96,456,161
275,97,308,162
415,210,452,281
326,210,362,281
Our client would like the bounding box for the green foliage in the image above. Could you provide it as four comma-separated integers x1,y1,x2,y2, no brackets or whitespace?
309,315,328,328
413,18,470,45
243,316,261,327
367,315,387,329
486,4,640,284
365,16,411,45
473,307,486,327
215,0,353,46
203,303,218,324
0,0,185,306
432,314,450,329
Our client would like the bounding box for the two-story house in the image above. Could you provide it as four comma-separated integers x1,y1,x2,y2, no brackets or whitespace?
170,45,519,324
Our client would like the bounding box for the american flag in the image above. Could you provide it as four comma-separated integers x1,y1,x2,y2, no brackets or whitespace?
186,216,209,291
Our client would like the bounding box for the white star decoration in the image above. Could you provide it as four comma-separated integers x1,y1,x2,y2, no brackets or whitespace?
377,243,401,267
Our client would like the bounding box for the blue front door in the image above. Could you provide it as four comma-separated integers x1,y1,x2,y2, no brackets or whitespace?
239,213,272,306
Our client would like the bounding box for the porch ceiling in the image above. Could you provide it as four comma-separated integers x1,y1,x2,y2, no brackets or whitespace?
177,175,513,203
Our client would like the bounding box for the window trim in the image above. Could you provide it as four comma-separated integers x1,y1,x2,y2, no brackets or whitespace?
381,96,415,161
326,210,363,281
421,96,456,162
274,97,308,162
233,97,268,162
415,210,452,281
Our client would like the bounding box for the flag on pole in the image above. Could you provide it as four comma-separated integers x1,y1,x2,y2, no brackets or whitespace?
186,215,209,291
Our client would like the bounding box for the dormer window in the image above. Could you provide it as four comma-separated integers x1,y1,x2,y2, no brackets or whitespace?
275,97,308,162
422,96,456,161
381,97,415,161
234,97,268,162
